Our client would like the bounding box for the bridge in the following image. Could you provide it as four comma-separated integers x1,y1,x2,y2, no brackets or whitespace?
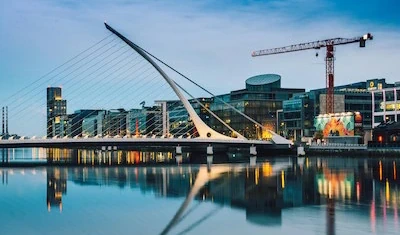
0,23,291,154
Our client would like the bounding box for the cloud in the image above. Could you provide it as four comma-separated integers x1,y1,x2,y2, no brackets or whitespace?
1,0,399,135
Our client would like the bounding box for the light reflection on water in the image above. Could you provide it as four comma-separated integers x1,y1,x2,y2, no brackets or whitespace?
1,147,182,165
0,155,400,234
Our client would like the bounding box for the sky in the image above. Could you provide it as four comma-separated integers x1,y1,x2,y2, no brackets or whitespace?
0,0,399,135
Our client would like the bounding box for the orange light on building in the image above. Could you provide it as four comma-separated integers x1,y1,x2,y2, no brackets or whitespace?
378,136,383,142
379,161,383,181
394,161,397,180
281,170,285,189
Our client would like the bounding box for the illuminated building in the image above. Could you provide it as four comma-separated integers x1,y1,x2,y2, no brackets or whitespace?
46,87,67,138
282,79,394,142
372,121,400,144
371,86,400,127
211,74,304,139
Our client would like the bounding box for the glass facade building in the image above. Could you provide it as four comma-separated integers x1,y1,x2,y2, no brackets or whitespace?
210,74,305,139
282,79,394,142
46,87,67,137
371,86,400,127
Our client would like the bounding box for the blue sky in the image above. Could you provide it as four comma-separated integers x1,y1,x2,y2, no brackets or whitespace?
0,0,399,136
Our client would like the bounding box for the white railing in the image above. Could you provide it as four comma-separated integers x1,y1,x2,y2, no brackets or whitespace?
309,142,367,149
0,137,275,146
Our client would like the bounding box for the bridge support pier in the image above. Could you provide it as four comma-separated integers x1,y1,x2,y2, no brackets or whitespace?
175,155,182,165
250,145,257,166
207,155,213,172
207,145,213,155
175,146,183,164
207,145,213,171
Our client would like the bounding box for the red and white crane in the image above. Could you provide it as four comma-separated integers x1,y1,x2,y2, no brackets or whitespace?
252,33,373,114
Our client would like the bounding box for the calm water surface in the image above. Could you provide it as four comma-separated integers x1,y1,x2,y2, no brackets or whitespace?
0,148,399,234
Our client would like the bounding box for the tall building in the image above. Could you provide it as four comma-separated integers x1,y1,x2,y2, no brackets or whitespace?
46,87,67,137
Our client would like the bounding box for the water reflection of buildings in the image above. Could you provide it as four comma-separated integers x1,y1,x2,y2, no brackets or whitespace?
46,148,177,165
0,148,47,163
47,168,67,212
38,158,400,229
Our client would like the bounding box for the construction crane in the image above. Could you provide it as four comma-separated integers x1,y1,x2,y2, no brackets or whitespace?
252,33,373,114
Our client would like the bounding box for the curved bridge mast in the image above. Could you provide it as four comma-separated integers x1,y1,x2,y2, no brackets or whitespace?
105,23,245,140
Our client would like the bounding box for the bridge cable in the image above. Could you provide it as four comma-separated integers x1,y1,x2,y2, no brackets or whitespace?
128,42,267,130
3,35,116,108
2,33,113,107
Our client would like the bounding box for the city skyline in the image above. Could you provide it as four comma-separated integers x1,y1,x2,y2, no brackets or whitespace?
1,0,400,137
2,2,400,234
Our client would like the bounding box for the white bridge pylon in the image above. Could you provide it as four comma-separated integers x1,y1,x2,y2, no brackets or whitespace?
160,165,235,234
105,23,247,141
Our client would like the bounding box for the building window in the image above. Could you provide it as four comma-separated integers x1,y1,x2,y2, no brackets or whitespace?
385,90,395,102
375,115,384,123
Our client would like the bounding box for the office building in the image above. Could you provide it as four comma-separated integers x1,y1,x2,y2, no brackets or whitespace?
282,78,394,142
81,111,106,137
67,109,103,137
371,86,400,127
46,87,67,137
103,109,128,137
210,74,304,139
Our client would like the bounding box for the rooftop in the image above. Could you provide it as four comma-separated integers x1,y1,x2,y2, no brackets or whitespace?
246,74,281,86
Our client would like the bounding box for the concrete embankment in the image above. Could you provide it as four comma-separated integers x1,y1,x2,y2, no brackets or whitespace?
305,145,400,157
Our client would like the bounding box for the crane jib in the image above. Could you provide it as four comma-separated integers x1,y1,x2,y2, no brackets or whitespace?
251,34,372,57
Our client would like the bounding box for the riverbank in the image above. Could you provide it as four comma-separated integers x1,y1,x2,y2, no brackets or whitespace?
305,145,400,157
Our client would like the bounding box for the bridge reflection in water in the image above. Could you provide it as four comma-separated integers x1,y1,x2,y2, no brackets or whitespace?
0,147,265,165
0,148,182,165
1,157,399,234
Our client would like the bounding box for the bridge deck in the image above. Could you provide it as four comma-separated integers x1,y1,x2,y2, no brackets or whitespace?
0,137,285,149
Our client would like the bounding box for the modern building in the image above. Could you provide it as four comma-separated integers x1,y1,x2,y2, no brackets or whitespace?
67,109,104,137
281,93,315,140
103,109,128,137
371,121,400,144
126,98,213,138
371,86,400,127
81,111,106,137
46,87,67,137
210,74,305,139
282,79,394,142
126,108,148,136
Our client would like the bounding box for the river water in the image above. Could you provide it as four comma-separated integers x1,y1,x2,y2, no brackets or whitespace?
0,148,399,234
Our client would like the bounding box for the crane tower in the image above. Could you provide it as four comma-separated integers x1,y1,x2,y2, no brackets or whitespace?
252,33,373,114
